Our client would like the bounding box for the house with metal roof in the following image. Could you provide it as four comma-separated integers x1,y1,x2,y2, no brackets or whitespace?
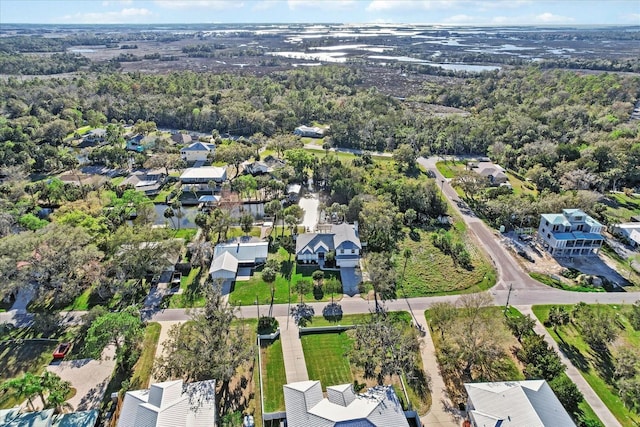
180,167,227,193
117,379,216,427
293,125,325,138
209,251,239,280
0,408,99,427
537,209,604,257
283,381,409,427
296,223,361,268
180,141,215,163
609,222,640,248
464,380,575,427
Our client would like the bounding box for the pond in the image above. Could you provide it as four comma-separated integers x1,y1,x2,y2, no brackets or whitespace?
152,203,199,228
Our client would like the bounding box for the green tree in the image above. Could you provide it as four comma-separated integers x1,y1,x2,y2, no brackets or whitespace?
548,305,570,333
154,282,253,416
629,300,640,331
365,252,397,312
550,375,584,414
239,212,254,235
350,315,420,385
325,277,342,304
518,334,566,381
312,270,324,288
1,372,41,411
393,143,416,172
359,198,403,253
83,306,144,370
214,143,253,180
294,279,311,304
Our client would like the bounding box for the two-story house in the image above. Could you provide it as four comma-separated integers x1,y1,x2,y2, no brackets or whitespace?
180,141,216,163
296,223,361,268
537,209,604,257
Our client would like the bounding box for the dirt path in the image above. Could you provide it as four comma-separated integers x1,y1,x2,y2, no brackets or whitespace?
413,315,462,426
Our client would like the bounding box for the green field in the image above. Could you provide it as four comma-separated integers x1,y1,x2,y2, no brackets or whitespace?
399,227,495,296
529,272,605,293
130,322,161,390
301,332,354,388
532,304,640,427
603,192,640,224
435,160,465,178
260,338,286,412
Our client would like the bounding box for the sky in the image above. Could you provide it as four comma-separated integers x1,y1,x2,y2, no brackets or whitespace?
0,0,639,26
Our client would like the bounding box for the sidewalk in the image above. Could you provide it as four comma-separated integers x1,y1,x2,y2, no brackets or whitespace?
276,316,308,383
516,305,622,427
413,314,461,426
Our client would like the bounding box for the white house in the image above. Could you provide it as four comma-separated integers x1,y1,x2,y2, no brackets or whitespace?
296,223,361,268
610,222,640,248
464,380,575,427
209,239,268,281
118,379,216,427
180,141,215,163
283,380,409,427
537,209,604,257
180,166,227,192
294,125,325,138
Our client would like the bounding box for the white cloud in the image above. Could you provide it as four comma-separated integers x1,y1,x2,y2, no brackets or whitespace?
491,12,574,25
442,14,476,23
288,0,355,9
154,1,243,9
534,12,574,23
252,0,278,11
60,8,153,24
619,12,640,23
366,0,533,12
102,0,133,6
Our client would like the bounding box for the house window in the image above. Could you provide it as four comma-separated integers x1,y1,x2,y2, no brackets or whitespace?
545,220,549,226
553,225,559,231
577,224,584,231
575,216,583,221
351,249,355,254
547,233,551,239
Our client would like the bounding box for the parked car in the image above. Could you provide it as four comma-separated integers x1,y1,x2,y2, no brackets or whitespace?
52,342,71,359
517,250,535,263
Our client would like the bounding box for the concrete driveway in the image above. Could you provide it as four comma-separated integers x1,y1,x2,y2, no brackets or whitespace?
46,345,116,411
299,192,319,232
340,267,362,296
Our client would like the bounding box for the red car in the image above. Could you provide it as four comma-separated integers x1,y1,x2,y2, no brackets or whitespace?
52,342,71,360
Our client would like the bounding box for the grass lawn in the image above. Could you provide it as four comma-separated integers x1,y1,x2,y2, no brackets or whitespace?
300,313,429,414
529,272,605,293
172,228,198,241
398,227,495,296
305,149,392,163
308,311,412,327
229,248,341,306
301,332,354,388
505,171,537,196
166,267,205,308
603,192,640,224
532,304,640,427
110,176,125,186
63,287,93,311
0,340,58,409
435,160,465,178
260,338,286,412
129,322,161,390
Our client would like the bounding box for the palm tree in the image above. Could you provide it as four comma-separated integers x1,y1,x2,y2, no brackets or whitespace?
401,248,412,288
285,214,298,237
163,207,176,229
1,372,41,411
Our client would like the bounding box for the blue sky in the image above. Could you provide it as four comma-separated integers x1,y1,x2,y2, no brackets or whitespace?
1,0,639,25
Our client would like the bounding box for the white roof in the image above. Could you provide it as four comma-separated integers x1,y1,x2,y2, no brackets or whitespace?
180,167,226,180
283,380,409,427
181,142,214,152
213,241,268,265
209,251,239,276
118,379,216,427
465,380,575,427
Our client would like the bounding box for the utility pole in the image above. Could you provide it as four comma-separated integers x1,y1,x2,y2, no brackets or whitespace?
504,283,513,315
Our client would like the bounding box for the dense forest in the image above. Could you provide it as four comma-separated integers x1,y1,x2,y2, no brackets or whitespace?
1,65,638,185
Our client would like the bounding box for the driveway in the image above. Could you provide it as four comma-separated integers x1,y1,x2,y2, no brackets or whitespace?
340,267,361,297
47,345,116,411
298,192,319,232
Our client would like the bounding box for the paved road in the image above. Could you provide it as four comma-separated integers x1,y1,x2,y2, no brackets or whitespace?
303,144,393,158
